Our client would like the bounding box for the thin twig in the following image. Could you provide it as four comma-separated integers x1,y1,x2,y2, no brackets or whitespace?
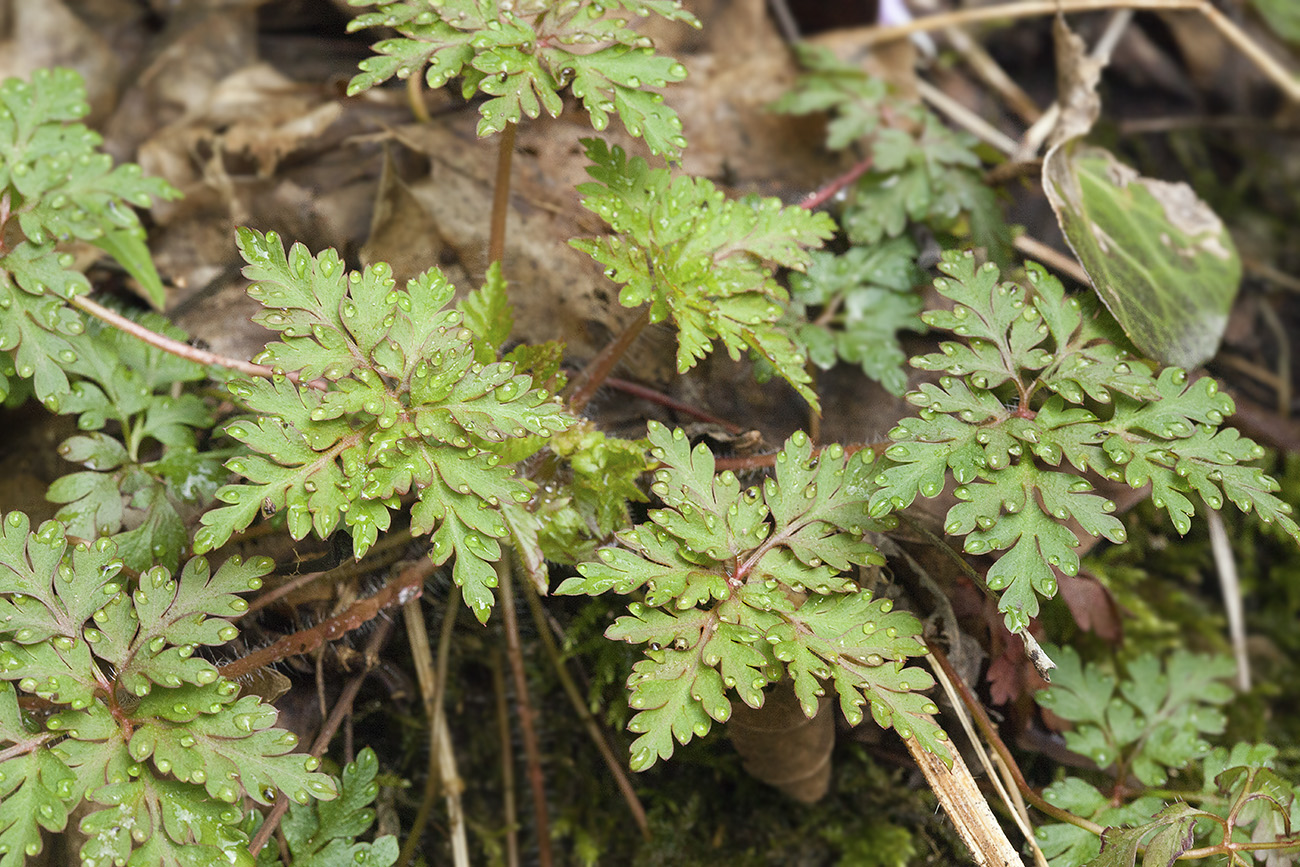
492,649,521,867
519,577,651,840
928,644,1104,834
1206,511,1250,692
497,553,554,867
397,587,469,867
249,616,395,855
244,530,413,617
489,122,518,266
917,78,1020,155
854,0,1300,103
1014,234,1092,285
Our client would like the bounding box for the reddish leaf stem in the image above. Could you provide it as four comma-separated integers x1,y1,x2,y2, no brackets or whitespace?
800,156,874,211
68,293,328,391
605,376,743,434
219,559,430,681
565,308,651,415
497,554,554,867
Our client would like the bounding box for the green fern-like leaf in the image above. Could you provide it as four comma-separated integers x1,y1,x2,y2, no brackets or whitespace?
558,423,947,770
870,252,1299,632
45,311,225,572
0,512,336,867
782,240,924,396
256,747,399,867
194,229,574,622
0,68,179,407
571,139,836,409
347,0,697,157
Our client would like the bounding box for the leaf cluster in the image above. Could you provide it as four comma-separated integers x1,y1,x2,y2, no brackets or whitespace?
772,45,1008,257
571,139,836,408
0,512,335,866
870,252,1299,631
256,747,398,867
559,422,947,770
780,238,925,396
1034,648,1299,867
346,0,698,156
194,229,574,622
0,68,177,408
46,311,227,572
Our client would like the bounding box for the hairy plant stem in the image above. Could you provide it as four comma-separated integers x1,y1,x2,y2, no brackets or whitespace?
565,307,651,414
249,614,396,856
519,576,650,840
489,122,517,266
68,293,328,390
397,585,468,867
497,553,554,867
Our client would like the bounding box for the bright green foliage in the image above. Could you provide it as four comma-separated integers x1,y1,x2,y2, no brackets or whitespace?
780,239,924,396
1036,645,1233,785
0,68,178,407
772,46,1008,258
1033,651,1299,867
571,139,836,409
256,748,398,867
529,423,648,565
0,512,335,866
194,229,574,622
346,0,697,157
46,311,227,572
557,423,947,771
869,252,1299,632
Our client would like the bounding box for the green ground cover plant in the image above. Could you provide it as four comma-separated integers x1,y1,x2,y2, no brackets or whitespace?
0,3,1297,864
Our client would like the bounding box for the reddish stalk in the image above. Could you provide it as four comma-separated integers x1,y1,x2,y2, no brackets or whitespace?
496,555,554,867
605,376,743,434
800,156,874,211
489,122,517,266
565,308,651,415
69,294,327,391
219,560,430,682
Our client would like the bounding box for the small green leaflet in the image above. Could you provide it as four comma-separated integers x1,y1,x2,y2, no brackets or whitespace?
1250,0,1300,43
195,229,574,622
0,514,337,865
572,139,835,409
558,423,948,770
256,747,399,867
1044,144,1240,370
872,251,1297,633
347,0,697,157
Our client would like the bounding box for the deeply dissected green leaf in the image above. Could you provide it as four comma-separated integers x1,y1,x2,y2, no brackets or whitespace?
560,424,945,770
0,518,336,867
196,229,574,622
872,251,1298,631
571,140,835,409
258,747,398,867
781,240,924,396
0,68,178,407
347,0,696,156
44,311,222,572
1044,143,1240,369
